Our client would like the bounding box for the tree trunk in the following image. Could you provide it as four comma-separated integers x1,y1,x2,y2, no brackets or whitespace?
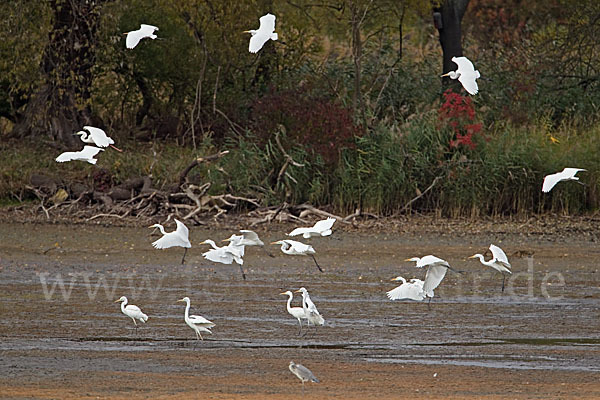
350,3,362,116
434,0,470,81
13,0,106,145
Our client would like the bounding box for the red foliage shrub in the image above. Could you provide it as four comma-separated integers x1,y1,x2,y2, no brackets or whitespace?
438,89,484,151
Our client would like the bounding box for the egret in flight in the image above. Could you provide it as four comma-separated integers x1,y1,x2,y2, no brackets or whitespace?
280,290,307,335
223,229,274,257
469,244,512,292
149,219,191,264
125,24,159,49
386,276,426,301
542,168,586,193
295,287,324,334
441,56,480,95
200,239,246,279
289,361,320,393
288,217,336,239
75,126,121,152
115,296,148,334
405,255,457,306
55,145,104,164
272,240,323,272
245,13,278,53
177,297,215,340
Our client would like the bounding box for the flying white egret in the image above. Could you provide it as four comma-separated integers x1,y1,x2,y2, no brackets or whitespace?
441,56,480,95
55,145,104,165
200,239,246,279
469,244,512,292
74,126,122,152
115,296,148,334
542,168,586,193
280,290,308,335
288,217,336,238
223,229,274,257
289,361,319,393
245,13,278,53
272,240,323,272
295,287,324,334
386,276,426,301
125,24,159,49
149,219,191,264
405,255,458,306
177,297,215,340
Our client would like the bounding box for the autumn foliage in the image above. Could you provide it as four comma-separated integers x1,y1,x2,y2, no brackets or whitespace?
438,89,483,150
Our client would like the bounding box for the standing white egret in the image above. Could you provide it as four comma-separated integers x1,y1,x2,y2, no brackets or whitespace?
55,145,104,164
272,240,323,272
441,56,480,95
295,287,324,333
245,13,278,53
469,244,512,292
75,126,121,152
149,219,191,264
289,361,319,393
386,276,426,301
280,290,307,335
125,24,159,49
177,297,215,340
199,239,246,279
288,217,336,238
223,229,274,257
115,296,148,334
405,255,457,306
542,168,586,193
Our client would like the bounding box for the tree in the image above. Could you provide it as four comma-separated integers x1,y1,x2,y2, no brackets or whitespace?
433,0,470,77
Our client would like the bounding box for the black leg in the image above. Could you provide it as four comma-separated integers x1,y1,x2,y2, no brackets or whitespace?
501,274,506,292
181,247,188,264
310,254,323,272
262,246,275,258
427,296,432,310
239,264,247,280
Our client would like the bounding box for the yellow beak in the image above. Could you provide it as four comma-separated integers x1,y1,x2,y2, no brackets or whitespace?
114,299,121,303
279,292,287,295
468,255,477,259
440,72,451,77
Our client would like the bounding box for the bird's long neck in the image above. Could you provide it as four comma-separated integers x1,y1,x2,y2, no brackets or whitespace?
286,294,294,312
474,254,492,265
156,224,167,235
184,300,190,319
78,131,92,143
120,299,127,312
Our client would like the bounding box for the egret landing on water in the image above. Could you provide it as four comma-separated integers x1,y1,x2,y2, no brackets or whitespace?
289,361,319,393
177,297,215,341
288,217,336,238
271,240,323,272
386,276,426,301
74,126,122,152
280,290,307,335
149,219,191,264
245,13,278,53
115,296,148,334
55,145,104,164
469,244,512,292
441,56,480,95
223,229,274,257
125,24,159,49
542,168,586,193
200,239,246,280
405,255,461,308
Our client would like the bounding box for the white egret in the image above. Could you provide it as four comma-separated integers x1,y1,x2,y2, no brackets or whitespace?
125,24,159,49
149,219,191,264
245,13,278,53
55,145,104,164
200,239,246,279
223,229,274,257
177,297,215,340
295,287,324,333
386,276,426,301
280,290,308,335
115,296,148,334
441,56,480,95
288,217,336,238
289,361,319,393
405,255,458,306
272,240,323,272
469,244,512,292
542,168,586,193
75,126,121,152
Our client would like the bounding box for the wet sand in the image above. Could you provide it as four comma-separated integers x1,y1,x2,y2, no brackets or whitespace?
1,221,599,399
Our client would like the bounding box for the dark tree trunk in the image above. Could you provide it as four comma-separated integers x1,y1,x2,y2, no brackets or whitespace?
433,0,470,82
13,0,106,145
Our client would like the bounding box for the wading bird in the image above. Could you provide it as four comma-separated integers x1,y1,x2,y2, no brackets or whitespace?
280,290,308,335
441,56,480,95
386,276,426,301
74,126,121,152
295,287,324,334
177,297,215,340
272,240,323,272
469,244,512,292
288,217,336,238
199,239,246,279
55,145,104,164
149,219,191,264
245,13,278,53
289,361,319,393
115,296,148,334
405,255,457,306
223,229,274,257
542,168,586,193
125,24,159,49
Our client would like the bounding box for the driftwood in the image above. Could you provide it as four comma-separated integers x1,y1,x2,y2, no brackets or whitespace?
178,150,229,187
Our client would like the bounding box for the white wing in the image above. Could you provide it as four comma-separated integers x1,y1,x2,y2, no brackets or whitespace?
562,168,586,178
124,304,142,313
489,244,511,268
140,24,158,35
189,315,215,327
126,24,157,49
240,229,263,245
84,126,113,147
288,227,312,237
56,146,103,164
415,255,448,269
452,56,479,95
542,172,565,192
258,13,276,33
249,33,271,53
387,281,426,301
312,217,336,236
202,248,234,264
174,219,190,242
286,240,314,255
422,265,448,297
